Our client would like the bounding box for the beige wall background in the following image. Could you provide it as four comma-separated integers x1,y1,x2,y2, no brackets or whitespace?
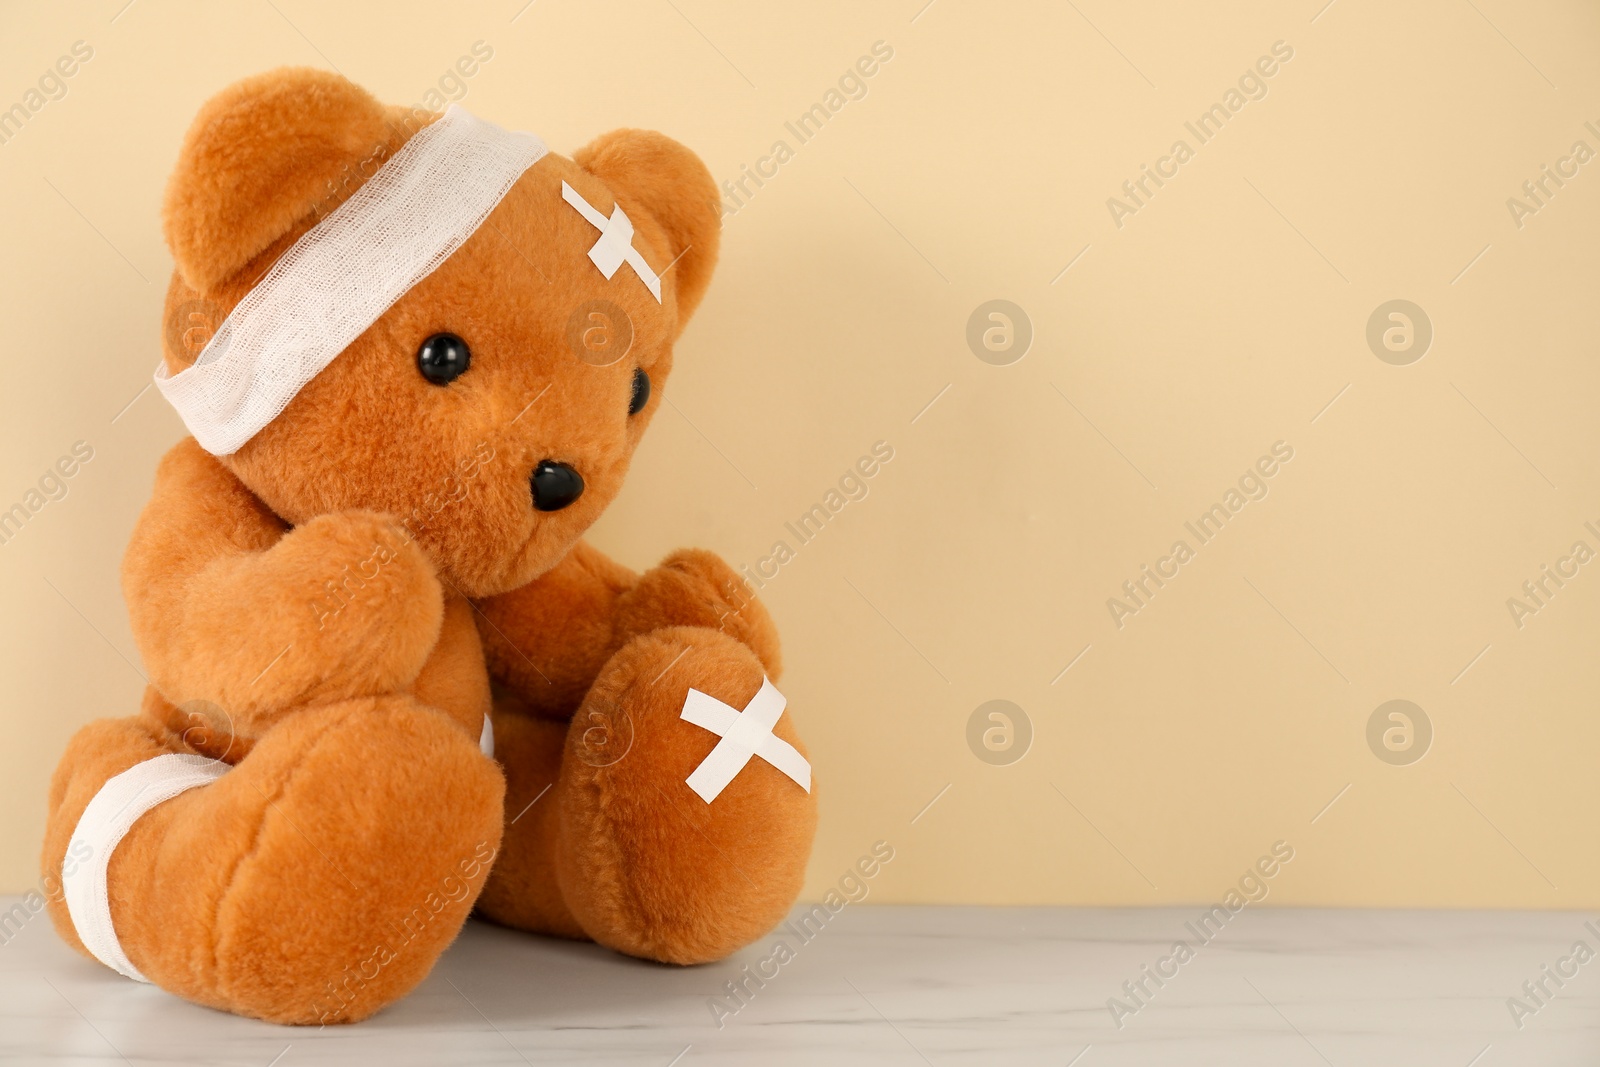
1,0,1597,909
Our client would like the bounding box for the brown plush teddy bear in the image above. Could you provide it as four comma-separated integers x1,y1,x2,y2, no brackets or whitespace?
39,67,817,1025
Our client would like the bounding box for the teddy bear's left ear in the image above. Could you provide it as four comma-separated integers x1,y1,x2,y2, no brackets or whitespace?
573,130,720,331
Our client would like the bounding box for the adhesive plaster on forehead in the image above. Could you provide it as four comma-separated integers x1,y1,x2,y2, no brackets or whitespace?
561,181,664,303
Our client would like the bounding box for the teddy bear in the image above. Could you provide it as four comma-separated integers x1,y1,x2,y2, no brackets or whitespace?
39,67,817,1025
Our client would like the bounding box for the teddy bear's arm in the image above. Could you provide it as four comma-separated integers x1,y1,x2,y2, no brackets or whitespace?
473,540,636,718
122,440,445,737
475,543,780,719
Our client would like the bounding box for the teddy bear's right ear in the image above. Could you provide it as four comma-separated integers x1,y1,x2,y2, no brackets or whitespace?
163,67,408,295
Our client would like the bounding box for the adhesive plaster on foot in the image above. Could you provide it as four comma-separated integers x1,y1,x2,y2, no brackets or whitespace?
679,678,810,803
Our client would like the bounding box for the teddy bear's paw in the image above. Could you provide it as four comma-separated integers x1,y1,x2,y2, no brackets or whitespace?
612,549,781,678
554,627,817,964
52,695,502,1024
157,509,446,737
281,511,446,692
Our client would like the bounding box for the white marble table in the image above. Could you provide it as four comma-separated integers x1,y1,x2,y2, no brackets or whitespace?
1,898,1595,1065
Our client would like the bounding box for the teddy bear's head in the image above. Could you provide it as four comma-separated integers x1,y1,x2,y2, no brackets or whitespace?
158,68,719,597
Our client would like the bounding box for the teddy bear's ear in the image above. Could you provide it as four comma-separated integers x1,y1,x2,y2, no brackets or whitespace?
163,67,410,295
573,130,721,330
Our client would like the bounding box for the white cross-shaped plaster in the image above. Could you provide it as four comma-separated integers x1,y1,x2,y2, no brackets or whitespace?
560,181,663,303
679,678,811,803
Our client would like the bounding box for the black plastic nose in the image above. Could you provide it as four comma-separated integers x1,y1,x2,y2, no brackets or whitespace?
531,461,584,511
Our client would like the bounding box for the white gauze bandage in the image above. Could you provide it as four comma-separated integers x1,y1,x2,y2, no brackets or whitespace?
154,105,548,455
63,753,230,982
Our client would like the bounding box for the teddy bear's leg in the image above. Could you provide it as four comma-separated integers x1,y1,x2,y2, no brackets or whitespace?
473,707,587,939
42,693,503,1024
551,627,818,964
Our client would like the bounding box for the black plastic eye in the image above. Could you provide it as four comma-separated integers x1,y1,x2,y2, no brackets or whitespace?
628,367,651,415
417,333,470,385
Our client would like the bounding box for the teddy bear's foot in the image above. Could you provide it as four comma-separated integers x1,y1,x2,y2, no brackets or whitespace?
551,627,818,964
43,695,503,1024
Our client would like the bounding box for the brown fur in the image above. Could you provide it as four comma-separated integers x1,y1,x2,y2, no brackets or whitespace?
42,68,815,1024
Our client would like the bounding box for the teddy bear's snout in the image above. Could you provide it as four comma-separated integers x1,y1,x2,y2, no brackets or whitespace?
531,460,585,511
